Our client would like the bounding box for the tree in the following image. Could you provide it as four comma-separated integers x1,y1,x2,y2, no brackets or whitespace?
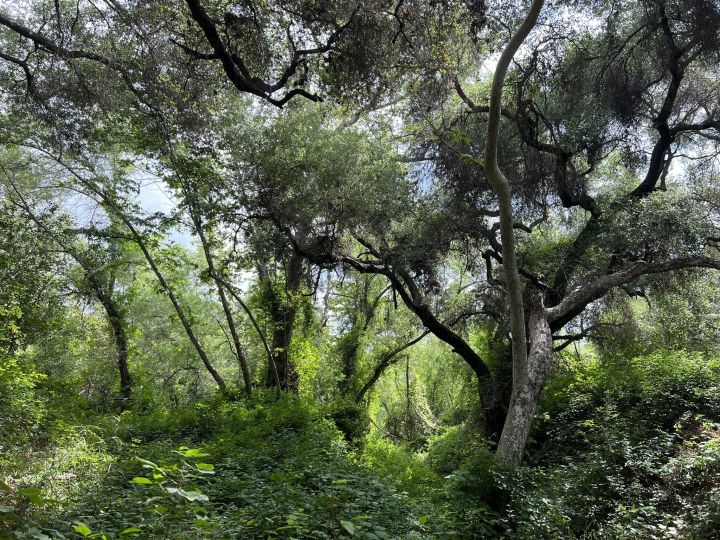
6,180,134,402
2,0,720,467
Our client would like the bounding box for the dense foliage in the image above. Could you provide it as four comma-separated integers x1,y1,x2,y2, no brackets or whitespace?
2,0,720,538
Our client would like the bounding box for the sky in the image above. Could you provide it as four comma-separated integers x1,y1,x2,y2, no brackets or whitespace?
136,179,194,247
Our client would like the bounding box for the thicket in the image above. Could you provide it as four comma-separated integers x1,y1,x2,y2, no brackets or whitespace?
3,340,720,539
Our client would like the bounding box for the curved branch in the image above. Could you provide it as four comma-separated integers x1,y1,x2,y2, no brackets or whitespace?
547,256,720,329
354,331,430,403
483,0,545,391
0,13,122,68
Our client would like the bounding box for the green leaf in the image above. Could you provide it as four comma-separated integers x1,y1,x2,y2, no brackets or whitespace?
74,522,92,537
26,527,51,540
178,489,209,502
340,520,356,536
181,448,209,458
152,504,168,514
130,477,152,485
0,505,14,513
119,527,142,535
20,487,43,504
164,487,209,501
196,463,214,471
135,457,160,470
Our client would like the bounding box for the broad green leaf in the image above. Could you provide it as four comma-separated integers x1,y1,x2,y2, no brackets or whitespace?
25,527,51,540
182,448,209,458
120,527,142,535
20,487,43,504
135,457,160,470
196,463,214,471
178,489,209,502
340,520,356,536
73,522,92,537
130,477,152,485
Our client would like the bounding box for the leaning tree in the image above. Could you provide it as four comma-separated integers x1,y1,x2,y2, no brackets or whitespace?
2,0,720,464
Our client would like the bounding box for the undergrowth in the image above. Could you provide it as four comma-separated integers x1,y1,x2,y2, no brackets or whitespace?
4,350,720,539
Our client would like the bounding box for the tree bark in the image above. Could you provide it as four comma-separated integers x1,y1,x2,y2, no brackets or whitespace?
482,0,545,464
258,252,304,392
495,305,552,463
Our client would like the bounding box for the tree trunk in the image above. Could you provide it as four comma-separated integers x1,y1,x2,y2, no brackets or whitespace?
339,326,362,395
258,252,304,392
60,175,229,393
354,331,429,403
339,279,387,395
496,306,552,464
193,210,253,396
482,0,545,464
91,280,132,403
9,184,135,403
125,221,228,392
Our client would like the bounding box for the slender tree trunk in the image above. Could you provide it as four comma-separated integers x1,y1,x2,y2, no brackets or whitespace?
193,210,253,396
90,279,132,403
8,184,135,402
114,215,227,392
339,325,362,395
106,305,132,402
56,171,229,393
339,279,387,395
483,0,545,464
133,231,227,392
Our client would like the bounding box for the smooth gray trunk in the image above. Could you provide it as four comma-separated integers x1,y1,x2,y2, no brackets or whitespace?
496,307,552,464
482,0,545,464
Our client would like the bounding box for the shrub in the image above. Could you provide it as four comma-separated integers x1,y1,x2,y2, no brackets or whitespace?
0,356,45,446
323,399,370,442
361,435,441,497
425,424,484,476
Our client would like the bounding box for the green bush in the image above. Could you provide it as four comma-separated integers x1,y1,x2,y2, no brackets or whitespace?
0,356,45,446
425,424,484,476
39,396,439,539
504,349,720,538
361,435,441,497
323,399,370,442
